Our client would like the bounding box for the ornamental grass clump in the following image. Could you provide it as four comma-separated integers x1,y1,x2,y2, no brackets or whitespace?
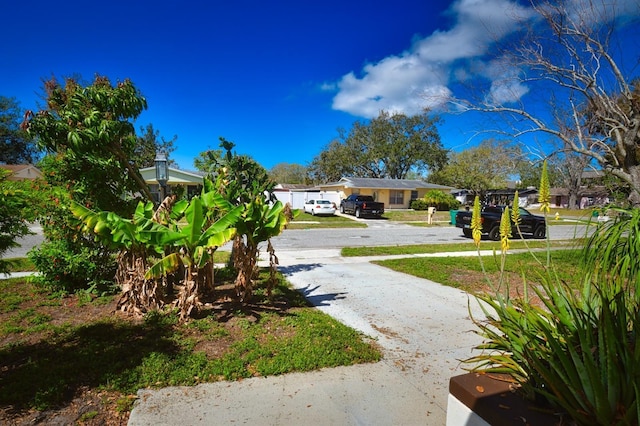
465,162,640,425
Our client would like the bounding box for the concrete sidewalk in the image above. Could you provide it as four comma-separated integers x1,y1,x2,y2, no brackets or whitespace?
128,249,485,426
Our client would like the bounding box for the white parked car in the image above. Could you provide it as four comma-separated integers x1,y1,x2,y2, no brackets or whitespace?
303,199,336,216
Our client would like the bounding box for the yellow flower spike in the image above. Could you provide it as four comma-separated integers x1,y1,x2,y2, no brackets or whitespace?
511,190,520,225
471,195,482,247
539,160,550,214
500,206,512,253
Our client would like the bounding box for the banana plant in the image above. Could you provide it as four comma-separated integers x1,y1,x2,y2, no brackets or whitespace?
71,200,172,314
144,196,242,320
232,198,289,301
72,192,241,320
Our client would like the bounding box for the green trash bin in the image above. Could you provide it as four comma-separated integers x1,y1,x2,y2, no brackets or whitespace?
450,209,458,225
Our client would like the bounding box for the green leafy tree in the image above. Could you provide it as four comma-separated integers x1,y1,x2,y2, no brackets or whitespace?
307,139,350,183
268,162,308,184
193,148,223,173
134,123,177,168
200,138,276,206
0,96,39,164
0,170,31,273
22,75,151,291
202,139,291,301
429,139,522,196
24,75,152,202
309,111,447,182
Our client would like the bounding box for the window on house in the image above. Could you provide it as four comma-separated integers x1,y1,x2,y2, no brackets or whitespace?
389,190,404,205
411,190,418,200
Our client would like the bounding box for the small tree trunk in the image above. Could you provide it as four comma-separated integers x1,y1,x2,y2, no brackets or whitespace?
175,265,201,321
115,252,163,316
233,239,258,302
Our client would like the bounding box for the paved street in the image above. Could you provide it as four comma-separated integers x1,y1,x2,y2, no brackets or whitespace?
271,219,591,250
3,219,591,258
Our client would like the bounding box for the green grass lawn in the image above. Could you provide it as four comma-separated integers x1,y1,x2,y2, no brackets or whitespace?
341,239,584,257
382,210,452,222
374,249,584,292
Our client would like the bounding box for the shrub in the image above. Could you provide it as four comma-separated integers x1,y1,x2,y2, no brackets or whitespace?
29,238,117,294
409,199,428,210
420,190,461,211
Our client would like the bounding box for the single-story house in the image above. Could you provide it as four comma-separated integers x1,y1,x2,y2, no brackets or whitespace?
0,164,43,181
140,167,204,202
317,177,455,209
550,186,610,209
484,188,539,207
273,183,342,209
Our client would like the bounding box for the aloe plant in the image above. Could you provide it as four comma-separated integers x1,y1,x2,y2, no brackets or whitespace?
465,164,640,425
469,273,640,425
581,207,640,298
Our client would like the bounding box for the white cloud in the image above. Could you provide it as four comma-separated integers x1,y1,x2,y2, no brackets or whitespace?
479,57,530,105
331,0,533,118
560,0,640,26
331,0,640,119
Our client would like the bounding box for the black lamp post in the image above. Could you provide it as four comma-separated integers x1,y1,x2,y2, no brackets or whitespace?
154,151,168,202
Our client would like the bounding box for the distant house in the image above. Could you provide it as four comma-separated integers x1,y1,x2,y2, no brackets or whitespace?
550,170,609,209
0,164,43,181
550,186,609,209
272,183,342,209
317,177,454,209
485,188,539,207
140,167,205,202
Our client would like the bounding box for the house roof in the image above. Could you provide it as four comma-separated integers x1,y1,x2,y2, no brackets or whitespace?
550,186,609,197
322,177,454,191
140,167,205,184
486,188,538,196
581,170,605,180
274,183,315,191
0,164,43,180
1,164,32,172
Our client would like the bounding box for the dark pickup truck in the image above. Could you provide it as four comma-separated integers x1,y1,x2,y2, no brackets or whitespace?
455,205,546,241
340,195,385,218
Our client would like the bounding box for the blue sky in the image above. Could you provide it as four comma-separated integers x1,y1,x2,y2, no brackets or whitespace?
2,0,638,171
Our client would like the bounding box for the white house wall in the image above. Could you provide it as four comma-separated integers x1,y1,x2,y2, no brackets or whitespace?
273,191,342,209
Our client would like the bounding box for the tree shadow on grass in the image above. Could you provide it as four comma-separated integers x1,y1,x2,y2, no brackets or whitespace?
0,316,179,414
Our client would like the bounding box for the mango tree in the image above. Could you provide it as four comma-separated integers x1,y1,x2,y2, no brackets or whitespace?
22,75,152,291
